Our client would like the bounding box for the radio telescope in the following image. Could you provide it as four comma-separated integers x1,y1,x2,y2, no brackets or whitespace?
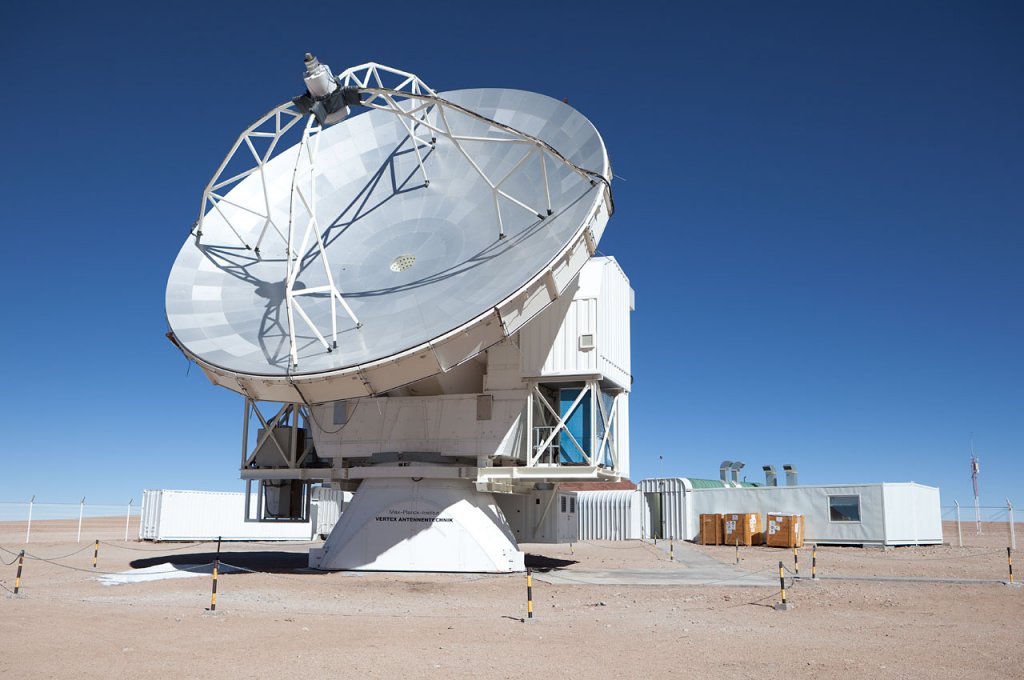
166,56,633,571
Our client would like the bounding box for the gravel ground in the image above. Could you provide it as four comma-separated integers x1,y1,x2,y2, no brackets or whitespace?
1,520,1020,679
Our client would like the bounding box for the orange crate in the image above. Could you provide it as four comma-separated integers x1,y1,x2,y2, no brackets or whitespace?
699,514,723,545
766,513,804,548
723,513,763,546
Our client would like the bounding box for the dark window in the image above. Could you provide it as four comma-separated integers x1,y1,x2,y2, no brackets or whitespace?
560,496,567,513
829,495,861,522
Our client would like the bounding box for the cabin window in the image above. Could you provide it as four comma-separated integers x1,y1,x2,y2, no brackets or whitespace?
560,495,567,513
828,495,861,522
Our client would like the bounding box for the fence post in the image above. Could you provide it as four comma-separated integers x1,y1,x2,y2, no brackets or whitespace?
1008,499,1016,551
526,568,534,620
210,558,219,612
93,539,99,569
124,499,133,541
25,496,35,544
812,543,817,580
793,547,799,577
954,500,962,547
77,498,85,543
14,550,24,595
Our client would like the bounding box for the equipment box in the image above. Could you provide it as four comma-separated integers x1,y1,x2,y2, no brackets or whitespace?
766,513,804,547
699,513,723,545
723,513,763,546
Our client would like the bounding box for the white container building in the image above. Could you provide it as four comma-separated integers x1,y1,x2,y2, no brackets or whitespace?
139,488,349,541
633,478,942,546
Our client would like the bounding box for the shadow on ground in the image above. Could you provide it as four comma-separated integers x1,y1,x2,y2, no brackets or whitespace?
130,551,312,573
524,554,577,572
128,551,578,574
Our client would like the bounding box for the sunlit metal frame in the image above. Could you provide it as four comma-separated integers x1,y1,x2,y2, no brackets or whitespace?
193,62,606,369
525,380,621,470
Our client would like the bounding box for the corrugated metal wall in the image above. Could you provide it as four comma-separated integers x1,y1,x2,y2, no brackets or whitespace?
637,478,691,540
577,490,645,540
312,487,351,538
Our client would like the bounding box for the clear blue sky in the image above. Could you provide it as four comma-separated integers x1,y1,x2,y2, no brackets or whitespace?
0,2,1020,508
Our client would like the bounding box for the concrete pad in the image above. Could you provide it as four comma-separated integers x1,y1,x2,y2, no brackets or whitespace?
534,543,775,587
535,567,776,586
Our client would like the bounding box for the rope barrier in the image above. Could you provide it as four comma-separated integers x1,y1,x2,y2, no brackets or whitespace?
98,540,211,552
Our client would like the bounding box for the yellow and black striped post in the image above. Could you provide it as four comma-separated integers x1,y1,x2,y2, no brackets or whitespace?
210,559,219,612
92,540,99,569
735,540,739,565
793,547,799,577
526,568,533,620
13,550,24,595
1009,547,1014,585
812,543,817,580
778,561,786,605
669,537,674,562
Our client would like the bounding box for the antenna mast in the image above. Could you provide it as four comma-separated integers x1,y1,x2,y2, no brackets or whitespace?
970,439,982,535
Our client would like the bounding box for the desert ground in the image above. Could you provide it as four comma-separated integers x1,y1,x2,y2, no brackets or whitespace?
1,518,1020,679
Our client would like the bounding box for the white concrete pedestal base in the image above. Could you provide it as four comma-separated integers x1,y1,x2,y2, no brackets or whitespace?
309,476,525,572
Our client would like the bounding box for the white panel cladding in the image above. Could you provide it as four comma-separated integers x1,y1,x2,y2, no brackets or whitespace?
139,489,315,541
309,393,528,459
495,489,578,543
577,490,645,540
616,393,630,478
596,258,632,390
517,256,632,389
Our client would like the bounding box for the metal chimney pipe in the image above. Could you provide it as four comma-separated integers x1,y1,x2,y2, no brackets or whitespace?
730,461,745,484
763,465,777,487
719,461,733,483
783,464,798,486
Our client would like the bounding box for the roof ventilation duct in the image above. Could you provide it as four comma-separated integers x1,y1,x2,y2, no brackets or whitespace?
730,461,745,484
783,464,798,486
763,465,777,487
719,461,733,483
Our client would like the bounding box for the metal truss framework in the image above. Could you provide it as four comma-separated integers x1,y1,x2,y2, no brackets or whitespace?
239,399,315,475
525,380,621,471
194,62,607,369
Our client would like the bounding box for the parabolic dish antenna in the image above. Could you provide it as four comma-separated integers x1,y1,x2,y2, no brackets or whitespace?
166,61,612,403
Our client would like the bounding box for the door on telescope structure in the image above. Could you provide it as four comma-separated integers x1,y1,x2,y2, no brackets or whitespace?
556,493,579,543
646,492,664,539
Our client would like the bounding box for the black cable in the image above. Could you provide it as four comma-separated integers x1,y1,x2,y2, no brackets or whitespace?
23,544,94,561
